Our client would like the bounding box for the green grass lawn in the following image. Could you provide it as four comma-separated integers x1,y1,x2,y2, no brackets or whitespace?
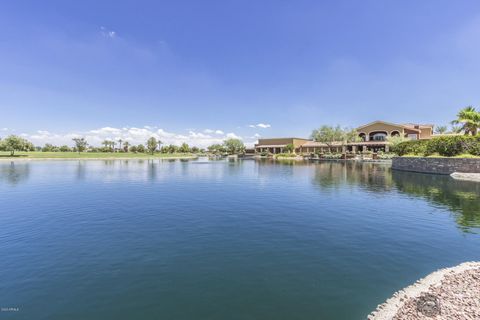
0,151,198,159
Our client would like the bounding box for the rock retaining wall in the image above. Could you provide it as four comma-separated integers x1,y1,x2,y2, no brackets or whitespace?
392,157,480,175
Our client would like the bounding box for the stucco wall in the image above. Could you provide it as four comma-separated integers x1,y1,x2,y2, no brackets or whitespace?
256,138,308,148
392,157,480,175
419,127,432,139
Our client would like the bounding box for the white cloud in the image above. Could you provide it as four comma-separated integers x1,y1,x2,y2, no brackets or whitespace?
100,26,116,38
248,123,271,129
18,126,244,149
254,133,261,138
226,132,242,140
203,129,224,135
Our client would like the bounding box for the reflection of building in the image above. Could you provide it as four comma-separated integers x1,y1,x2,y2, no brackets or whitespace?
254,121,435,154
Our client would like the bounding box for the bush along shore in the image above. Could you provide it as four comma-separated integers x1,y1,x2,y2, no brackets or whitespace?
393,135,480,158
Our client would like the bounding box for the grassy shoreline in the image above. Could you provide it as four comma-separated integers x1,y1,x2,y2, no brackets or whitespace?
0,151,199,160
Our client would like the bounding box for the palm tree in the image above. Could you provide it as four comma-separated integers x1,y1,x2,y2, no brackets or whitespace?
434,125,448,134
118,139,123,152
123,141,130,152
102,140,110,151
451,106,480,135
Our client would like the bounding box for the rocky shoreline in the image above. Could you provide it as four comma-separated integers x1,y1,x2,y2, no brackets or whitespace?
369,262,480,319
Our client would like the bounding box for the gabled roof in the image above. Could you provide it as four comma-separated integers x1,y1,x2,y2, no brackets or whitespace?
356,120,431,132
356,120,405,131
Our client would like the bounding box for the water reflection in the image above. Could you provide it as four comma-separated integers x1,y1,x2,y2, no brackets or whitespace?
392,170,480,232
0,162,30,186
1,159,479,232
305,160,479,233
311,161,394,193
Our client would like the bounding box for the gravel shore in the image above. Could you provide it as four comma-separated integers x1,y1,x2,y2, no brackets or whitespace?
369,262,480,320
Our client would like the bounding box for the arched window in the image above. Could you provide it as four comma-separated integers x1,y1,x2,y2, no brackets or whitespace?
369,131,388,141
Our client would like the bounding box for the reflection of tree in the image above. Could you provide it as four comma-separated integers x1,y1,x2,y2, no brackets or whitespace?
392,171,480,233
0,162,30,186
311,161,394,193
76,161,86,180
147,160,158,181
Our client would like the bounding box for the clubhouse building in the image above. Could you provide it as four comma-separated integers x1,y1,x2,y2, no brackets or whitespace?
254,121,434,154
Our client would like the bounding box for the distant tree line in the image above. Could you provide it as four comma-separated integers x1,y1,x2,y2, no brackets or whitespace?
0,135,247,155
207,138,245,155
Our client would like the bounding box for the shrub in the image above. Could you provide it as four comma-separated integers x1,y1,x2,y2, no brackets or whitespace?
323,153,343,159
425,136,469,156
377,153,396,160
392,140,428,156
274,153,298,158
394,135,480,157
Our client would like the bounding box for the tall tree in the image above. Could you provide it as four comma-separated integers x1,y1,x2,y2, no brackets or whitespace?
179,142,190,153
102,140,110,151
223,138,245,154
311,125,360,152
284,143,294,153
117,139,123,152
207,144,225,154
167,144,178,153
123,141,130,152
146,137,158,154
137,144,145,153
72,138,88,154
451,106,480,135
1,135,27,155
434,125,448,134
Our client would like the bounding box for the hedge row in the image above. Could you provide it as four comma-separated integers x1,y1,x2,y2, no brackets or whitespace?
393,135,480,157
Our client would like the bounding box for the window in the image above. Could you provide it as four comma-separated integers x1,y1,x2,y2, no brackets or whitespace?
372,133,387,141
408,134,418,140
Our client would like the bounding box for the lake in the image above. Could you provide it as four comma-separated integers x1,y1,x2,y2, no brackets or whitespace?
1,159,479,320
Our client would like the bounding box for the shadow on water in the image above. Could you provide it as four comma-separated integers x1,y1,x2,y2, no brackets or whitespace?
392,170,480,233
0,162,30,185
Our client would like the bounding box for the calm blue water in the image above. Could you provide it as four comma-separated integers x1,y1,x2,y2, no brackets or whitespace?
1,159,479,320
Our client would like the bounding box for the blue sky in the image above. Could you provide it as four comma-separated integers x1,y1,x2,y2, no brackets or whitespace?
1,0,480,147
